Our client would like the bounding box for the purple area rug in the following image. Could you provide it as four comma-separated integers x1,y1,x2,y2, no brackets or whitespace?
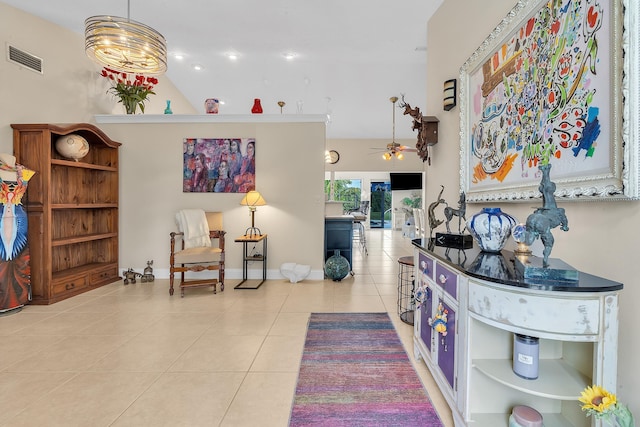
289,312,443,427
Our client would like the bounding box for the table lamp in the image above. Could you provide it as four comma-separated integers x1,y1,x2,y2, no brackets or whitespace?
240,190,267,236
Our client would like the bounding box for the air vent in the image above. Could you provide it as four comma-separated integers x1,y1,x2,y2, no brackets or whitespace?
7,45,43,74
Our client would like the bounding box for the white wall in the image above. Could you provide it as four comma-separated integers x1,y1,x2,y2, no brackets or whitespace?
427,0,639,413
99,120,326,280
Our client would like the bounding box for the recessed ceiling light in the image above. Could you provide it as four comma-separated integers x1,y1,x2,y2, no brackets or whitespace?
283,52,297,60
226,52,239,60
193,64,203,71
173,53,184,60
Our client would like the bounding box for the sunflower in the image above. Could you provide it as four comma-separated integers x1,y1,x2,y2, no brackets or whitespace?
579,385,617,414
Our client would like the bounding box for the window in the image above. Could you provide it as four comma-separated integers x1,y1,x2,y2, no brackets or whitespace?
324,179,362,212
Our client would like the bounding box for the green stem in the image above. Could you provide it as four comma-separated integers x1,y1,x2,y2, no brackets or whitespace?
122,98,138,114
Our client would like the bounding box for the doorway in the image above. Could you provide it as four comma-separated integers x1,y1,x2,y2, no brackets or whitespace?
370,181,391,228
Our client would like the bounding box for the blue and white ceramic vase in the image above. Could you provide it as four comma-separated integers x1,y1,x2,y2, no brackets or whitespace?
466,208,517,253
324,250,350,281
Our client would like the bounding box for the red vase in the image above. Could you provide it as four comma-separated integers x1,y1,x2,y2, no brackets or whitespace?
251,98,263,114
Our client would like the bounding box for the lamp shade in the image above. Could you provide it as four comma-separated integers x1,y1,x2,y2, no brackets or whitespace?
240,191,267,208
85,15,167,75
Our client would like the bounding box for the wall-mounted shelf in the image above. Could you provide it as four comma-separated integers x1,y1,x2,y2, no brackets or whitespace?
95,114,328,124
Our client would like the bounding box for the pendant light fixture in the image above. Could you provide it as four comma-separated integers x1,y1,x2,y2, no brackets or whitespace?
379,96,418,161
85,0,167,75
383,96,404,161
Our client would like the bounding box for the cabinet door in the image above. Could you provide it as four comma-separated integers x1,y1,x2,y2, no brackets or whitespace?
419,284,434,353
418,252,434,282
436,298,456,389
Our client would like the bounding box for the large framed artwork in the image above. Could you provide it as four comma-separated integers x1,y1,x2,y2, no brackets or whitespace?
183,138,256,193
459,0,639,202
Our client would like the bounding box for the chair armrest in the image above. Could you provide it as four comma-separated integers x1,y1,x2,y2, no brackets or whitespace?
210,230,226,251
170,231,186,253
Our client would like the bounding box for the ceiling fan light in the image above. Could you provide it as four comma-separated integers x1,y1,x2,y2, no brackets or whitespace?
383,152,392,161
85,14,167,75
396,152,404,160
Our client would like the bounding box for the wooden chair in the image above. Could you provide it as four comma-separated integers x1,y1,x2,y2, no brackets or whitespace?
169,211,225,297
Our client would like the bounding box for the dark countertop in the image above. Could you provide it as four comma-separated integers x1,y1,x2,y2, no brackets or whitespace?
412,238,623,292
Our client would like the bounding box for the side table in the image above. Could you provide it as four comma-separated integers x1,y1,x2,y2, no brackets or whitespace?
234,234,268,289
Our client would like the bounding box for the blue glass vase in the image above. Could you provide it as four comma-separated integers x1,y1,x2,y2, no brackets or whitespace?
324,250,350,281
164,100,173,114
466,207,517,253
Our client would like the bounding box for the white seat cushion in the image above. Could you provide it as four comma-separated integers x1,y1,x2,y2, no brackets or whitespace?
174,247,223,264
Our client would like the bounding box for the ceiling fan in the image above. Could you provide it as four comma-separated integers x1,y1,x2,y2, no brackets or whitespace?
371,96,417,160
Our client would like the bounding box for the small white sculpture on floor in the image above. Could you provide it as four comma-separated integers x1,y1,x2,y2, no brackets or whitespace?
280,263,311,283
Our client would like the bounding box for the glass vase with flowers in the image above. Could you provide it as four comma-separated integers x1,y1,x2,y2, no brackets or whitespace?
100,67,159,114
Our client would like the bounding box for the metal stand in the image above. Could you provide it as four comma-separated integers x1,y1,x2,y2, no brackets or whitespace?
397,255,415,325
245,209,262,237
234,234,268,289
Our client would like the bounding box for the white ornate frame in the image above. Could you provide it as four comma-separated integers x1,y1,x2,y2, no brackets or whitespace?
459,0,639,202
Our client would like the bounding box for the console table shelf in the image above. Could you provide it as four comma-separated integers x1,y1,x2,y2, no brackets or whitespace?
473,359,589,400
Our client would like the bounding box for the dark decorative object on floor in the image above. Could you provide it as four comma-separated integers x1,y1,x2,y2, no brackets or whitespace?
324,250,349,281
141,260,155,282
522,164,569,267
122,268,142,284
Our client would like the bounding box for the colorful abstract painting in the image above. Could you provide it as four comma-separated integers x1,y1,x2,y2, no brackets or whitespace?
460,0,633,201
183,138,255,193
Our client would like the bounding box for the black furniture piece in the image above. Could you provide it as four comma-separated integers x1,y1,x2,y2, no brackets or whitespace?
324,216,353,268
234,234,268,289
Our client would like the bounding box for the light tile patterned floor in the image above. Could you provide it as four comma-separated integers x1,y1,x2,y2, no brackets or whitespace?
0,229,454,427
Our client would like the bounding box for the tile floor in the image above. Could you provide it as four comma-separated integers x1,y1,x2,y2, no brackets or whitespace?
0,229,454,427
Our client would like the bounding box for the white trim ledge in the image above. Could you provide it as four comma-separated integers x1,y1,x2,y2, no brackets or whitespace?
95,114,329,124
